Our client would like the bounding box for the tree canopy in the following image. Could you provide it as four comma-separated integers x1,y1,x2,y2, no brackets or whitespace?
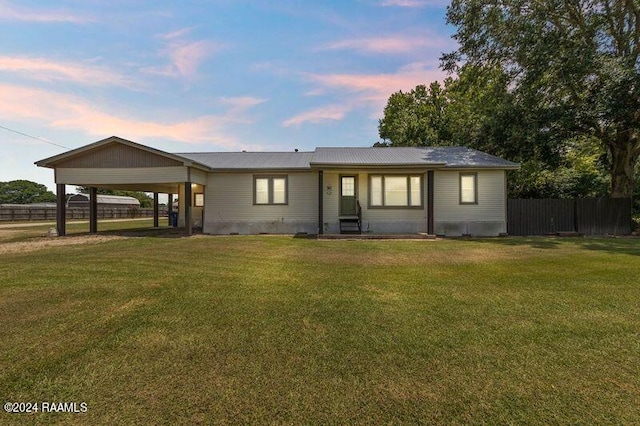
377,67,613,198
442,0,640,197
378,81,452,147
378,1,639,201
0,180,57,204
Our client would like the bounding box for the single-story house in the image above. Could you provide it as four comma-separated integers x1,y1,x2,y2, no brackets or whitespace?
35,136,519,236
67,193,140,209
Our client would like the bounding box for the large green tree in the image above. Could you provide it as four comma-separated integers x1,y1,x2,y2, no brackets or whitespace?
378,66,556,161
443,0,640,197
378,81,452,147
377,65,612,198
0,180,56,204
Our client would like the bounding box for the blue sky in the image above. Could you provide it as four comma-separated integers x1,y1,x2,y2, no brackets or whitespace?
0,0,455,191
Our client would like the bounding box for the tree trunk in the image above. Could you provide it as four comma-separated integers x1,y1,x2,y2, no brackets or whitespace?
608,131,640,198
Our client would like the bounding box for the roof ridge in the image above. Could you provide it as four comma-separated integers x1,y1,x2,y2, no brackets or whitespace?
176,151,314,154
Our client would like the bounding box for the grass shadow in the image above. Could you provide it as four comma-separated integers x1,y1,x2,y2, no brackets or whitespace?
97,227,199,238
573,238,640,256
465,236,563,250
470,235,640,256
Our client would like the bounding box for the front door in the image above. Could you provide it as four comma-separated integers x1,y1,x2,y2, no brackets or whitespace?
340,176,357,216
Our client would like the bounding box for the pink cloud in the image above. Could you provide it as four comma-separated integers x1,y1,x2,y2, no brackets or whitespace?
0,56,134,87
309,62,447,104
219,96,266,108
160,27,196,41
284,63,448,126
0,2,92,23
0,84,262,149
322,35,449,55
142,30,225,79
169,40,220,77
282,104,352,127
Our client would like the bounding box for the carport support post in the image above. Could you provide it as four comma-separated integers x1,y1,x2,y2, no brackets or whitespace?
318,170,323,235
56,183,66,236
89,187,98,234
153,193,159,228
167,194,173,227
427,170,434,235
184,182,192,236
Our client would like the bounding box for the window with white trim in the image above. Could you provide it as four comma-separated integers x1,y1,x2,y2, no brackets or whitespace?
459,173,478,204
254,176,288,205
369,175,422,208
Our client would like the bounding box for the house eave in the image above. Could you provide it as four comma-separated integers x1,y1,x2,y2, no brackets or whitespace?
443,164,521,170
210,167,312,173
309,162,447,170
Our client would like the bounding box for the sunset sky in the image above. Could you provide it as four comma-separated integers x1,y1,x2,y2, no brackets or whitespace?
0,0,455,191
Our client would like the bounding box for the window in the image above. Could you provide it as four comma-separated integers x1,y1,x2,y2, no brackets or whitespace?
369,175,423,208
254,176,288,205
341,176,355,197
460,173,478,204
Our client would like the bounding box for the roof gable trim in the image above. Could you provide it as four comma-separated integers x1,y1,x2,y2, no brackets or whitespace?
35,136,212,171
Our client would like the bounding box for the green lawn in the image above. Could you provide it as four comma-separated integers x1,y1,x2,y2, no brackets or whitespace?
1,233,639,424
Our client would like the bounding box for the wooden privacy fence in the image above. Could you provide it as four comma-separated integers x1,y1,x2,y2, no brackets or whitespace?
508,198,632,236
0,207,165,222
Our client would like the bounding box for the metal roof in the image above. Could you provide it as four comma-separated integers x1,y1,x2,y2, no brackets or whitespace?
36,136,519,172
416,146,519,168
67,194,141,205
176,147,518,170
96,195,140,205
176,151,315,170
311,147,442,166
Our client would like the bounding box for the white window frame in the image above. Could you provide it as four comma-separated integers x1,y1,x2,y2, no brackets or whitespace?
253,175,288,205
368,174,423,209
194,193,204,207
459,172,478,205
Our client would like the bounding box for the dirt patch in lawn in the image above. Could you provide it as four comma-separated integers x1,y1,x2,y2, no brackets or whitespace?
0,234,126,255
0,229,23,240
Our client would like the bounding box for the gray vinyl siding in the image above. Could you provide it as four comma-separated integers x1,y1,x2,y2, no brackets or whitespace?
433,169,507,236
204,172,318,234
322,171,428,234
54,142,183,168
55,167,190,185
189,168,207,185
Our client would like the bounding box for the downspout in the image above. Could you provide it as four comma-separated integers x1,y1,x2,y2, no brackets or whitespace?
427,170,434,235
318,170,324,235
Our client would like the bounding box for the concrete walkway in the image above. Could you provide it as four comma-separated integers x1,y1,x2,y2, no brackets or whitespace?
0,217,155,229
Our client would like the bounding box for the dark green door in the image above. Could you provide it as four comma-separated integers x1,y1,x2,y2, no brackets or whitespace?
340,176,357,215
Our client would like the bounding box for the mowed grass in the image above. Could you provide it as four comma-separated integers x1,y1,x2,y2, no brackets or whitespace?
0,234,639,424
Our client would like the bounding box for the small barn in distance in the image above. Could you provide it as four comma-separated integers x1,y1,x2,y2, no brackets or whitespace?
67,194,140,209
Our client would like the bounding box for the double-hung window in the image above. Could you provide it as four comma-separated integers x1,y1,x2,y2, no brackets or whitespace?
254,176,288,205
459,173,478,204
369,175,422,208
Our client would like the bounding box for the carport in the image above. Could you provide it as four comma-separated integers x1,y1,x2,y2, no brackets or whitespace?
35,136,211,236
